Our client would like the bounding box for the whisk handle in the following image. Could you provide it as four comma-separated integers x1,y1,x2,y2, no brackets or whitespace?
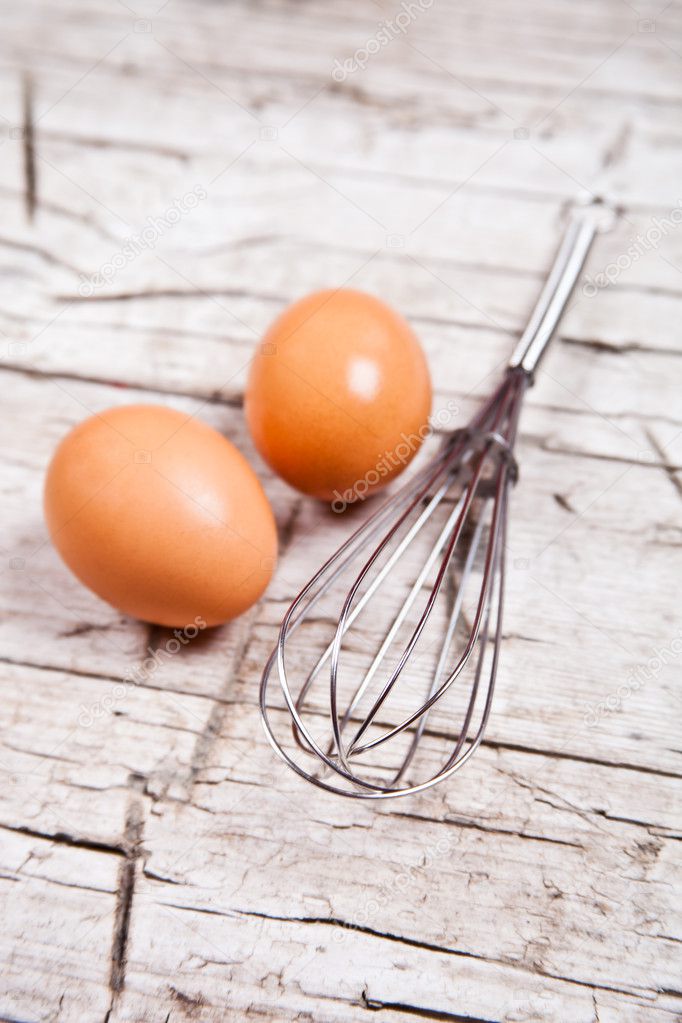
508,213,598,378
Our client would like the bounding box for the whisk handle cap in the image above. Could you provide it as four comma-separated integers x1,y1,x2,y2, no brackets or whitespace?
508,208,603,378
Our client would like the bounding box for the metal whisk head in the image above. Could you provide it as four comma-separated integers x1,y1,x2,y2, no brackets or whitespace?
260,210,602,799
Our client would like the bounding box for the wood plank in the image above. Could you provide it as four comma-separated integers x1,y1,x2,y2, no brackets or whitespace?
1,0,681,1018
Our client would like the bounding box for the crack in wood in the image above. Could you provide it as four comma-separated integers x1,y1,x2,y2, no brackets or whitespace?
645,428,682,502
361,989,500,1023
592,990,601,1023
0,233,82,276
0,364,245,411
59,620,114,638
52,276,682,316
0,821,126,857
481,737,682,782
553,492,576,514
107,775,146,1014
562,335,682,359
39,128,191,161
21,73,36,222
388,810,584,849
235,908,667,1003
54,285,284,305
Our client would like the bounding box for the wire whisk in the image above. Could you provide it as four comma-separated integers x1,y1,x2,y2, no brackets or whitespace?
260,209,603,798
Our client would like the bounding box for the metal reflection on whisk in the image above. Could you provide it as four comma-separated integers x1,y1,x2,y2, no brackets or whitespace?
260,210,603,799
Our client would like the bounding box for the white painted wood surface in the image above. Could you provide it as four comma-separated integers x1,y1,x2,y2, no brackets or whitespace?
1,0,681,1020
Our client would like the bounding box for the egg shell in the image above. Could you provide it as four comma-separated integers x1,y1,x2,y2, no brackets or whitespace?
245,288,432,502
44,404,278,628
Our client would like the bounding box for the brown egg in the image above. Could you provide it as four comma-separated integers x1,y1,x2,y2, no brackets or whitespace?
245,289,432,504
44,405,277,628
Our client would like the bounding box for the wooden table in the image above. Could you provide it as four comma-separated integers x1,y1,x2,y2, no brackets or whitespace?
1,1,681,1019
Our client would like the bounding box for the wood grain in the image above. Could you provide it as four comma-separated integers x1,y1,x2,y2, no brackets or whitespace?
0,0,681,1020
